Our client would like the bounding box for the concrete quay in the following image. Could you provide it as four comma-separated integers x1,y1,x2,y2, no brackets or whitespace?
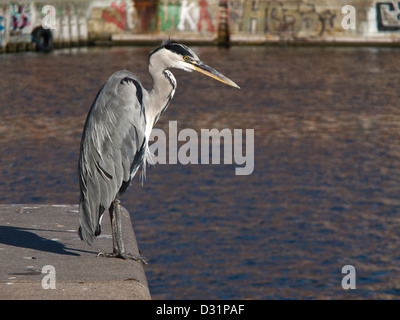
0,204,150,300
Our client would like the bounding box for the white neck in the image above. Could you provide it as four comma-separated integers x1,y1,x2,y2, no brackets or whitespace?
145,52,177,131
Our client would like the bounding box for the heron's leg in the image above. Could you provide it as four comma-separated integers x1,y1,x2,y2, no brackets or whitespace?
113,198,147,263
98,195,148,264
112,195,126,257
109,197,121,255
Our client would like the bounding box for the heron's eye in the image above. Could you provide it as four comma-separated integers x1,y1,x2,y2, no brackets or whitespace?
183,56,189,61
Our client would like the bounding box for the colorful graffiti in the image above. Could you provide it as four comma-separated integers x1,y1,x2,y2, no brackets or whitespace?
102,1,127,30
123,0,218,33
156,0,216,32
10,3,32,34
3,0,400,51
0,5,6,48
0,16,4,48
158,1,180,31
376,1,400,31
87,0,135,33
198,0,215,32
177,0,215,31
85,0,400,37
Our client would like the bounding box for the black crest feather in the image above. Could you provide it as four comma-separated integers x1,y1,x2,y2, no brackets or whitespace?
150,39,194,59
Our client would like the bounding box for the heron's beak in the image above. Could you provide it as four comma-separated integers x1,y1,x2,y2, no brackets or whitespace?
190,60,240,89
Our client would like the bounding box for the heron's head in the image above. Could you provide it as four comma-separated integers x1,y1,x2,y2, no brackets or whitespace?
149,40,240,89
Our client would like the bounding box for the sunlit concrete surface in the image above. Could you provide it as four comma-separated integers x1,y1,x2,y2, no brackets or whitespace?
0,204,150,300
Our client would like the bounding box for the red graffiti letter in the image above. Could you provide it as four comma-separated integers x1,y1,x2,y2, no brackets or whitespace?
102,1,126,30
197,0,215,32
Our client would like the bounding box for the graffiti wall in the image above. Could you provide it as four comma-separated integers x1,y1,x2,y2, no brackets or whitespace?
88,0,135,37
239,0,337,37
9,3,33,35
235,0,400,39
87,0,220,35
85,0,400,41
1,0,399,51
0,1,91,50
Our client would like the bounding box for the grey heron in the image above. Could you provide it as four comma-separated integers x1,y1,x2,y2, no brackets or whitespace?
78,40,240,262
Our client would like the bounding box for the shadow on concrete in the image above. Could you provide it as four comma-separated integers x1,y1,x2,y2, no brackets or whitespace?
0,225,81,256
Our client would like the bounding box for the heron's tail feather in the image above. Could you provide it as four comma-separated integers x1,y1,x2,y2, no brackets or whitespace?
78,226,94,245
78,202,102,245
78,225,101,245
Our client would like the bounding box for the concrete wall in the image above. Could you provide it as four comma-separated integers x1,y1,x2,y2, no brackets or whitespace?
0,0,399,51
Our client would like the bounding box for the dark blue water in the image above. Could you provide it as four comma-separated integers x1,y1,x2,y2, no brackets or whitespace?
1,45,400,299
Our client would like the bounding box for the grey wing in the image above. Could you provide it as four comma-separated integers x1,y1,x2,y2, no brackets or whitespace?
78,70,147,245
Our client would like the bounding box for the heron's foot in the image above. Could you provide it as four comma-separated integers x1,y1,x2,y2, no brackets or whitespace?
97,252,148,264
123,253,148,264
